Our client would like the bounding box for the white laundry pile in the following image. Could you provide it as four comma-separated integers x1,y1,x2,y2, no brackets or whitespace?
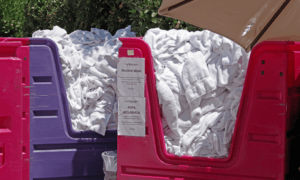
144,28,250,157
32,25,136,136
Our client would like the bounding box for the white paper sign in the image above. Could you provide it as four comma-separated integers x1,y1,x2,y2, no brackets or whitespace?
117,58,145,97
118,97,145,137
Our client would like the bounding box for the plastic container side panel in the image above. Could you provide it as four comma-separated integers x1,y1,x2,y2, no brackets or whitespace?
117,38,293,180
0,39,30,180
29,38,117,180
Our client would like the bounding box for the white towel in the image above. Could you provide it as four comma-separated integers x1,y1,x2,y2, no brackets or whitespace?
32,25,136,136
156,76,181,137
143,28,250,158
182,51,216,122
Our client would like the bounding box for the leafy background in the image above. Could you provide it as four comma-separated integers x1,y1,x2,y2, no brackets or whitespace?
1,0,201,37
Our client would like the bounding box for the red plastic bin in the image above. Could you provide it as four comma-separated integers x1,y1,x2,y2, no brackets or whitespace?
0,38,30,180
117,39,300,180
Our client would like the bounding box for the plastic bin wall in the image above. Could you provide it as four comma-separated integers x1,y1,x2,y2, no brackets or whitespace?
29,38,117,180
117,39,300,180
0,38,30,180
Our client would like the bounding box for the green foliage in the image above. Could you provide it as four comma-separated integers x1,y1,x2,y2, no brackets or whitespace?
22,0,66,37
1,0,201,38
23,0,134,37
125,0,202,36
0,0,27,37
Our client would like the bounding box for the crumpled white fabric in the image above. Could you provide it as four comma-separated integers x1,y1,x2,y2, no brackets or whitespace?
144,28,250,158
32,25,135,135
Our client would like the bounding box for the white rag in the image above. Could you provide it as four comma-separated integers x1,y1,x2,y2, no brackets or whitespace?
144,28,250,158
32,25,136,136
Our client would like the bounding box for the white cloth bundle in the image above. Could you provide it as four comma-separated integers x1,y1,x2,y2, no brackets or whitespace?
32,26,136,135
144,28,250,157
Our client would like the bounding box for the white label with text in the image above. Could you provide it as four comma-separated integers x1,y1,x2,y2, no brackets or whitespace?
118,97,145,137
117,58,145,97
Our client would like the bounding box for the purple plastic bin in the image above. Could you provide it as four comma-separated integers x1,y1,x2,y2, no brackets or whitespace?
30,38,117,180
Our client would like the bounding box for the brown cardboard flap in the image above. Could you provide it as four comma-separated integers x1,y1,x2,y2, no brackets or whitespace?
158,0,288,52
258,0,300,45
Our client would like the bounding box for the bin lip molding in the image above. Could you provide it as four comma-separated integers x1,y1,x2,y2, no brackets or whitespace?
30,38,117,139
118,37,296,168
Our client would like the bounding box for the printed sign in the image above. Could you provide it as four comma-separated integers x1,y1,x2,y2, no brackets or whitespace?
117,58,145,97
118,97,145,137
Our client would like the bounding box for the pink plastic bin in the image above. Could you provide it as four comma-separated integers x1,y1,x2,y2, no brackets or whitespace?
117,38,300,180
0,38,30,180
